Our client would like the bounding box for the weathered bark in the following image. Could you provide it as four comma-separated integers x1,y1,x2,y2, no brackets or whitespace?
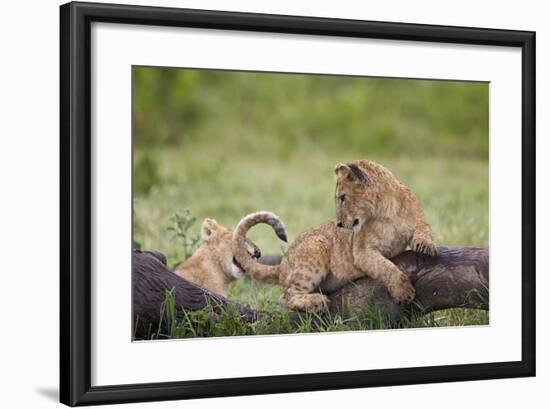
133,246,488,338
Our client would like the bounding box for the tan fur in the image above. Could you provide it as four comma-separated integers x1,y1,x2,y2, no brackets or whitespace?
232,160,436,311
174,218,261,295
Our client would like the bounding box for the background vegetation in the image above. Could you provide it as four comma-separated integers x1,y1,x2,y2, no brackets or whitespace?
133,67,489,337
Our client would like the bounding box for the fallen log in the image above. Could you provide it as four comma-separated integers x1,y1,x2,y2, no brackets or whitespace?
133,246,488,338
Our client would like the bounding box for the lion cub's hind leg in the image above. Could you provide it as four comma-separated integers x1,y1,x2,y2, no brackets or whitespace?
280,291,329,312
279,265,329,312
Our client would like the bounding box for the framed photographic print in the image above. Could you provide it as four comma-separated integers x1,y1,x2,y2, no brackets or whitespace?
60,1,535,406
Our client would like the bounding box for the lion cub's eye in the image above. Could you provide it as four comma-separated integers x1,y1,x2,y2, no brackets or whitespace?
338,194,346,204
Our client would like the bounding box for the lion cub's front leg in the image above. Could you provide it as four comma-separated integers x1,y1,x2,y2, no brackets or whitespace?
411,223,437,257
352,243,415,304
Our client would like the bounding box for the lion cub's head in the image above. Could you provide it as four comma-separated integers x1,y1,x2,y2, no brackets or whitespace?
334,160,394,232
200,218,261,280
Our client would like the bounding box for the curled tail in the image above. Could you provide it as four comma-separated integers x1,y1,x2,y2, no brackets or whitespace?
232,211,288,284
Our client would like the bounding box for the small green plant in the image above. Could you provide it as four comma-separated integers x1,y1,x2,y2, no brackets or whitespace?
167,209,201,266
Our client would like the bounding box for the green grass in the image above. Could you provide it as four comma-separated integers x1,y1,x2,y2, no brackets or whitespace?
132,67,489,338
135,286,488,340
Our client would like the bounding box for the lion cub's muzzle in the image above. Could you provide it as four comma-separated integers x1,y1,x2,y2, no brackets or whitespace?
336,218,360,229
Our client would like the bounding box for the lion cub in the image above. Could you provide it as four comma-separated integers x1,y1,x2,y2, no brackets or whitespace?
232,160,436,311
174,218,261,296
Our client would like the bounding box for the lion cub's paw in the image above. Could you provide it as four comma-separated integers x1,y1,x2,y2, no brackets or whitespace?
305,293,330,311
388,274,416,304
411,235,438,257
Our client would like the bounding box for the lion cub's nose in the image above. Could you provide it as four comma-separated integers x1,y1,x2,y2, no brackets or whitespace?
253,248,261,258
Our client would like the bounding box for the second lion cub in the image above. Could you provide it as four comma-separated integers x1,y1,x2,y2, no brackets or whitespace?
174,218,261,296
232,159,436,311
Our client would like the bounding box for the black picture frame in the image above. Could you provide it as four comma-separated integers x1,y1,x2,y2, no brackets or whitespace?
60,1,536,406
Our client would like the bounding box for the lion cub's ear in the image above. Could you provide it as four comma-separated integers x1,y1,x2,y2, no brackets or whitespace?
334,163,351,181
201,218,221,242
334,163,366,184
